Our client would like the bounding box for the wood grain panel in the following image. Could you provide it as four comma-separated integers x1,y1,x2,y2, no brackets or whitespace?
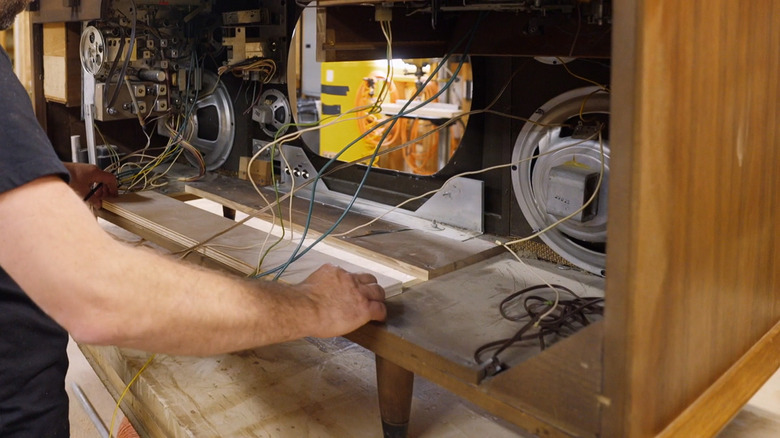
347,254,604,385
658,321,780,437
604,0,780,436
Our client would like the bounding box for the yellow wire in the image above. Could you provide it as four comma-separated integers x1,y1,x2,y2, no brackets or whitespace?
556,57,610,92
108,354,156,438
331,129,602,238
174,58,569,259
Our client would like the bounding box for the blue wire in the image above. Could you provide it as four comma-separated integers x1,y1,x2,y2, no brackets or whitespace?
257,12,487,280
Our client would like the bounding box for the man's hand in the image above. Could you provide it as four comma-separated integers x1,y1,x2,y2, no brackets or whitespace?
294,264,387,339
63,162,118,208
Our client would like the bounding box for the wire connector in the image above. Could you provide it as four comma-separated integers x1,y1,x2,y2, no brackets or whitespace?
478,357,506,381
375,5,392,23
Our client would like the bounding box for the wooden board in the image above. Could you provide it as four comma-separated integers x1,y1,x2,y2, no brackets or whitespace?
42,22,80,106
349,254,603,385
102,191,404,296
346,254,604,437
185,176,503,281
604,0,780,436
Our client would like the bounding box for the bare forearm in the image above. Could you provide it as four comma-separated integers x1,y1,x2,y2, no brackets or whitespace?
72,244,318,355
0,178,385,356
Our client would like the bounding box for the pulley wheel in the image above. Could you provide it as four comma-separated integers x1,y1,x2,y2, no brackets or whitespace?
80,26,107,77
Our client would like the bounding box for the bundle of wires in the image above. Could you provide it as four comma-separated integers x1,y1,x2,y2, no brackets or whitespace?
103,0,138,112
217,57,277,83
474,284,603,378
190,17,610,279
254,12,488,281
107,49,207,191
354,75,403,150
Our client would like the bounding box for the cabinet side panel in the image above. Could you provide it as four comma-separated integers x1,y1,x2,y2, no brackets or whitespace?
604,0,780,436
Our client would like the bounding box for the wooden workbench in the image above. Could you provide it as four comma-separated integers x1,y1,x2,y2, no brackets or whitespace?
80,338,528,437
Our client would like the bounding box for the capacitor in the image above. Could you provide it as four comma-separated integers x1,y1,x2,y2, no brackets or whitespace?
138,69,167,82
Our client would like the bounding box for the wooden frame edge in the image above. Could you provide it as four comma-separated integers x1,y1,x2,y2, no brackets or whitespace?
657,320,780,438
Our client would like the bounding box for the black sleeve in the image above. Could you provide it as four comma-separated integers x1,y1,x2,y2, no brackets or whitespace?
0,46,69,196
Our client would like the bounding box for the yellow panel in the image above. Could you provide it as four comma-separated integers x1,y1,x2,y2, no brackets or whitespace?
319,60,392,162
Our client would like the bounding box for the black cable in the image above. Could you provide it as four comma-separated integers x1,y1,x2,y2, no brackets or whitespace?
106,0,137,110
83,183,104,202
474,284,604,377
100,23,124,107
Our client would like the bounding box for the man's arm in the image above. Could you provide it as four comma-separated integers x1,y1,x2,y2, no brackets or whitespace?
0,176,386,356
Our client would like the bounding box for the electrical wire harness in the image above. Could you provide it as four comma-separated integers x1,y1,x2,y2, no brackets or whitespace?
474,284,603,379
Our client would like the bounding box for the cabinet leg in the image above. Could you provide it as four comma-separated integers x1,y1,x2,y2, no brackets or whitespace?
376,355,414,438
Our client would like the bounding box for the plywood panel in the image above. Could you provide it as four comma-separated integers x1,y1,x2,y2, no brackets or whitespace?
102,192,403,296
604,0,780,436
186,177,503,280
347,254,604,437
349,254,603,385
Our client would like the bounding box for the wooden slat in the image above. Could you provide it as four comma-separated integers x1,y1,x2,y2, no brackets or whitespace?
185,177,503,281
102,192,403,296
98,211,235,274
603,0,780,436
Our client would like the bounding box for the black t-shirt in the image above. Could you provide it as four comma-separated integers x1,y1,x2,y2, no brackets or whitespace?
0,46,70,437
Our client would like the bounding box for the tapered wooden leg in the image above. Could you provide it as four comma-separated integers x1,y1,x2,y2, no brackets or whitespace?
376,355,414,438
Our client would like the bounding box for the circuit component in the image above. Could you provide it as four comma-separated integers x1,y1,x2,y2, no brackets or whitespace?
545,163,600,222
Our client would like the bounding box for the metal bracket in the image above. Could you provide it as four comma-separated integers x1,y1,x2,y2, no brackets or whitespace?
253,143,484,240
